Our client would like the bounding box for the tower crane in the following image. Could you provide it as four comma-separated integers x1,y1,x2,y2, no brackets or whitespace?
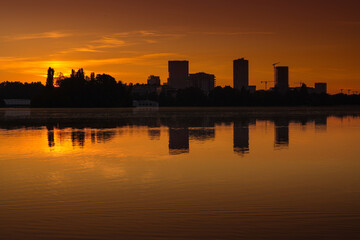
273,62,280,68
261,81,275,90
295,82,306,87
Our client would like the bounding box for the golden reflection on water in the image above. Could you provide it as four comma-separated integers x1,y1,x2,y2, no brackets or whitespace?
0,109,360,240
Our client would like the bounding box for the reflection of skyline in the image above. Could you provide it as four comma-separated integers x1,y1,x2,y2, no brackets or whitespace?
169,128,189,155
233,121,250,155
47,125,55,148
274,119,290,149
315,116,327,132
0,110,345,155
43,116,329,155
47,128,118,149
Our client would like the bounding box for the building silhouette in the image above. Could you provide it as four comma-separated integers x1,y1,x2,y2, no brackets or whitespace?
168,61,189,89
147,75,161,86
315,83,327,94
275,66,289,92
274,119,289,148
233,58,249,90
169,127,189,155
233,121,250,155
189,72,215,95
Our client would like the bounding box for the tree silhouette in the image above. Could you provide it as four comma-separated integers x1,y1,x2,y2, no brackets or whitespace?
46,67,55,89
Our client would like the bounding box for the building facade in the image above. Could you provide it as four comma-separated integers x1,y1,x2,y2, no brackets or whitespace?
189,72,215,95
275,66,289,92
315,83,327,94
147,75,161,86
168,61,189,89
233,58,249,90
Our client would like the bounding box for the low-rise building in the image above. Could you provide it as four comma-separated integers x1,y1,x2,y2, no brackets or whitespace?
189,72,215,95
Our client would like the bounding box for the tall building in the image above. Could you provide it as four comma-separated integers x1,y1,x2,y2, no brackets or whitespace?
147,75,161,86
233,58,249,90
315,83,327,94
168,61,189,89
275,66,289,92
189,72,215,95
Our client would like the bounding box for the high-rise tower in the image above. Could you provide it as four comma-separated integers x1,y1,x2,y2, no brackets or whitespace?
233,58,249,90
168,61,189,89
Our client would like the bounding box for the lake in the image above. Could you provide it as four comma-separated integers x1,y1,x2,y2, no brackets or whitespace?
0,108,360,239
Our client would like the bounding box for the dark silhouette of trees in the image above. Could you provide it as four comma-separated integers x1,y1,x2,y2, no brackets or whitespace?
31,68,132,107
46,67,55,89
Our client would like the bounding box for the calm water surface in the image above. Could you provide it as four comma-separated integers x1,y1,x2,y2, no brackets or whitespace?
0,108,360,239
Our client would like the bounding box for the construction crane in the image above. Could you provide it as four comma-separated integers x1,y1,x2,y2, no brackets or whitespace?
261,81,275,90
295,82,306,87
273,62,280,68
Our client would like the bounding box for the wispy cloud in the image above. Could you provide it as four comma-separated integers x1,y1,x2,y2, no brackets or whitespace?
193,31,275,36
3,31,72,41
52,31,181,56
53,36,127,56
0,52,182,76
114,30,185,38
58,47,103,55
92,37,127,47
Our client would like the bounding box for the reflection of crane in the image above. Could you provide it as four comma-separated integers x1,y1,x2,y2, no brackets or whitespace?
261,81,275,90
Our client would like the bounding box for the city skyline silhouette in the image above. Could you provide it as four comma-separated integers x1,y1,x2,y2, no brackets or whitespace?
1,1,360,239
0,0,359,93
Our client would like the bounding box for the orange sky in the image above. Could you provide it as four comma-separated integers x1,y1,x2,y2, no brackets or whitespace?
0,0,359,93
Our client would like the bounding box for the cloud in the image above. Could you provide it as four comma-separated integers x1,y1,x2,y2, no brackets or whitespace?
57,47,103,55
114,30,185,38
193,31,275,36
92,37,127,47
52,36,128,56
0,52,182,76
3,31,72,41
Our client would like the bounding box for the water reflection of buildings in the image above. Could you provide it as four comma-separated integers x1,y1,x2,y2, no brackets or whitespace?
274,119,290,149
315,116,327,132
148,129,161,140
39,113,334,154
168,126,216,155
169,128,190,155
47,125,55,148
47,128,117,149
233,121,250,155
